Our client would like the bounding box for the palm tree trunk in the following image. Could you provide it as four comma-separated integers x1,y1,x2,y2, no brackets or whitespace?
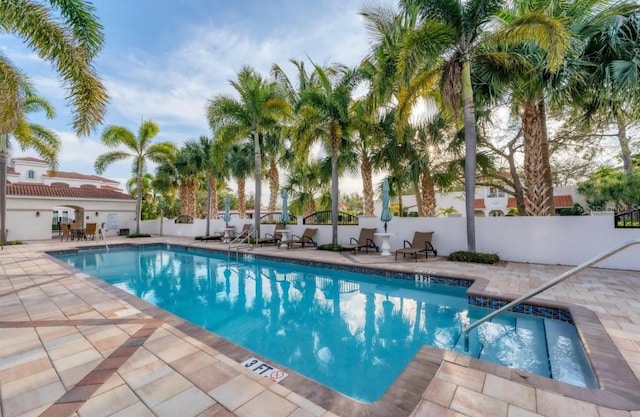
268,159,279,219
136,167,143,234
330,126,340,245
461,60,477,252
253,130,261,239
209,176,218,220
361,157,375,217
0,134,8,242
205,172,212,236
180,180,197,218
522,99,554,216
421,174,436,216
238,178,246,219
616,115,632,174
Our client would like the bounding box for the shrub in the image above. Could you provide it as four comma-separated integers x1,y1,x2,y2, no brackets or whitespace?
318,243,343,252
127,233,151,238
1,240,22,245
448,251,500,264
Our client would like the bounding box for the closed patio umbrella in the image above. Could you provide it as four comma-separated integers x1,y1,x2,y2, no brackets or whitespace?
223,195,231,227
281,190,290,223
380,178,392,233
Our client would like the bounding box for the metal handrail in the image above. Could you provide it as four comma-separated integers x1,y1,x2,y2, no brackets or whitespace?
228,229,255,259
463,239,640,351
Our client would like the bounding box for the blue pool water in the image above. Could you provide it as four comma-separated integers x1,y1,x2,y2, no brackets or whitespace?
52,245,597,402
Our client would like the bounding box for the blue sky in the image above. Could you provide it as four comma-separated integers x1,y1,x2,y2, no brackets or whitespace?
4,0,393,193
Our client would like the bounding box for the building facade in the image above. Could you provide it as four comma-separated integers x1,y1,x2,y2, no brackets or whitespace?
5,157,136,241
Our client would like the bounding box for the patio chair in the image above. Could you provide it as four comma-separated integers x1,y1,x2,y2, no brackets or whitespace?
60,223,72,241
342,227,378,254
258,223,285,247
285,228,318,249
235,224,252,240
395,231,437,261
85,223,97,240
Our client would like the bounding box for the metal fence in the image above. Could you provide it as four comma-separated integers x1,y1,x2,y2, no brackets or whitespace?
303,211,359,225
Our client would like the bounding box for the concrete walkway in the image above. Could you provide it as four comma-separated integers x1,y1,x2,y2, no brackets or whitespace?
0,236,639,417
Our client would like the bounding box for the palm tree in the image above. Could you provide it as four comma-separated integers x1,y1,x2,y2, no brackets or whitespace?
294,63,359,244
207,66,290,239
496,0,626,215
226,140,254,219
180,136,226,236
284,161,328,216
397,0,506,251
95,120,176,234
0,89,61,242
570,7,640,174
0,0,108,243
126,173,158,220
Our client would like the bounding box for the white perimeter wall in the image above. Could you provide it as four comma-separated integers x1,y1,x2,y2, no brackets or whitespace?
133,213,640,271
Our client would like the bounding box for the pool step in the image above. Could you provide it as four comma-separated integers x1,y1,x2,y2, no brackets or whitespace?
544,319,597,389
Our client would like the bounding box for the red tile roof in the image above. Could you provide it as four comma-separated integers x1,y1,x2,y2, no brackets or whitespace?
507,195,574,208
46,170,120,184
7,183,134,200
12,156,47,163
475,199,485,209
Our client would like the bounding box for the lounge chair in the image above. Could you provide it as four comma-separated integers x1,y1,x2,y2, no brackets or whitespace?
285,228,318,249
342,227,378,254
237,223,252,237
395,231,437,261
60,223,72,241
258,223,285,246
85,223,97,240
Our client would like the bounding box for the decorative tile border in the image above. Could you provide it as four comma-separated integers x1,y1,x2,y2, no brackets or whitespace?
467,295,574,323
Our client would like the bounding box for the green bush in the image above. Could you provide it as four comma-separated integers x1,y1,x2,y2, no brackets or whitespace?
448,251,500,264
127,233,151,238
318,243,343,252
1,240,22,245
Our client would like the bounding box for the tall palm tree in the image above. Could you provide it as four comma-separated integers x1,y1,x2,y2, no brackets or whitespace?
398,0,506,251
180,136,226,236
0,0,108,243
570,7,640,174
294,63,359,244
95,120,176,234
173,144,205,219
496,0,627,215
207,66,290,239
226,140,254,219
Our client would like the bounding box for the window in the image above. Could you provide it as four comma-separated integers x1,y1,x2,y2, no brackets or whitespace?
28,170,35,179
487,187,505,198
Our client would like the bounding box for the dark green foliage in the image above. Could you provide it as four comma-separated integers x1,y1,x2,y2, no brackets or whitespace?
0,240,22,245
127,233,151,238
557,203,585,216
318,243,343,251
448,251,500,264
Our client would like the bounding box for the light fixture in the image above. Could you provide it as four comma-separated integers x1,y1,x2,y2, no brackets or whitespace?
36,211,40,217
95,212,99,217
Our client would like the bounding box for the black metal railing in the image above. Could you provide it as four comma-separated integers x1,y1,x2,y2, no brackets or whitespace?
175,215,194,224
259,212,297,224
614,207,640,228
303,211,359,225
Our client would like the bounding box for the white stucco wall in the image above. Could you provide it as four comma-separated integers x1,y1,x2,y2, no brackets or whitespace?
133,213,640,271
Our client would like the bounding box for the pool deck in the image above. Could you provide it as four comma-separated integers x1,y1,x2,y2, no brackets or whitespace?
1,235,639,417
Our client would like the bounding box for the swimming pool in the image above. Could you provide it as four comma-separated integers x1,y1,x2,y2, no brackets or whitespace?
52,244,597,402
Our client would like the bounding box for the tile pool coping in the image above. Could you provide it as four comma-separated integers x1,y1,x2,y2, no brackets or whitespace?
46,242,640,413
